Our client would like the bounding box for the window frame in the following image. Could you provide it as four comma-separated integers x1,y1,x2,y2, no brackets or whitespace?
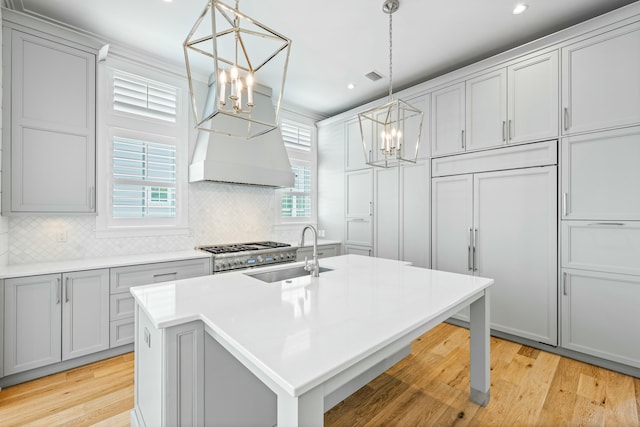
275,114,318,226
95,58,189,237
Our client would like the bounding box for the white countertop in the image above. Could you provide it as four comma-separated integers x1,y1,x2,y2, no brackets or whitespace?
0,250,211,279
131,254,493,398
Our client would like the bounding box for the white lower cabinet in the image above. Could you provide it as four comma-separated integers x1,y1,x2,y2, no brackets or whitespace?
3,269,109,375
432,142,558,344
109,258,211,348
561,269,640,368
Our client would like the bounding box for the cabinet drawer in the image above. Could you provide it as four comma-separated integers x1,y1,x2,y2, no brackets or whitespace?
344,245,372,257
561,269,640,368
110,319,134,348
562,221,640,275
110,293,135,321
296,245,339,261
110,258,211,293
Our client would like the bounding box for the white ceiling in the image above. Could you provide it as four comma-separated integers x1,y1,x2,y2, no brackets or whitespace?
9,0,640,117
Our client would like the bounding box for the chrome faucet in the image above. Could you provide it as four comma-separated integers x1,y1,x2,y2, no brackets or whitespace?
300,225,320,277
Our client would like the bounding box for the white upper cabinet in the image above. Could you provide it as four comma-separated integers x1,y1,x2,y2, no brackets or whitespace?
465,69,507,151
507,51,559,144
402,93,430,160
561,22,640,135
345,118,369,171
3,29,96,214
561,126,640,220
431,82,465,156
432,51,558,157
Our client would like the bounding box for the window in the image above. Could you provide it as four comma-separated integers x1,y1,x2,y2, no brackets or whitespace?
112,136,176,218
96,59,188,236
277,117,316,224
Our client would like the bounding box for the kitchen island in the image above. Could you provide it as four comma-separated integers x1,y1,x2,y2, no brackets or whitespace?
130,255,493,427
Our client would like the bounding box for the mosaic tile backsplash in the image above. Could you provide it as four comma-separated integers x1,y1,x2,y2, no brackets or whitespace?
7,181,305,265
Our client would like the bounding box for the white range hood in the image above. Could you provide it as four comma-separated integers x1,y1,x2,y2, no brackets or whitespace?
189,127,294,187
189,82,294,188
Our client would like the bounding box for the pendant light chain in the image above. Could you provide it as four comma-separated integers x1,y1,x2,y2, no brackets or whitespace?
388,11,393,101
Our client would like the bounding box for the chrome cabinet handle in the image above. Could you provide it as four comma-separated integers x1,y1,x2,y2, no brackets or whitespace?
56,278,61,304
563,108,569,131
65,277,70,303
351,218,365,222
589,222,625,226
473,228,478,272
563,272,568,296
461,130,465,149
369,201,372,216
502,121,506,142
468,228,473,271
562,193,568,217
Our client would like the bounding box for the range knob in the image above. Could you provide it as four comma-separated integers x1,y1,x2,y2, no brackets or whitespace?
257,255,264,263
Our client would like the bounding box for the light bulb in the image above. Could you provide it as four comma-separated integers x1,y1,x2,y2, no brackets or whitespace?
246,73,254,106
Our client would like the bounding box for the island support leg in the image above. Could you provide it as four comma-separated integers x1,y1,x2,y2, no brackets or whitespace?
469,289,490,406
277,386,324,427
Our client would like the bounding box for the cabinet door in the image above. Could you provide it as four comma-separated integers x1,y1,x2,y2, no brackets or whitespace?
507,51,559,144
561,23,640,135
561,269,640,368
401,162,430,268
10,30,96,213
4,274,62,375
431,175,473,275
431,82,465,156
345,169,373,246
403,93,430,160
62,269,109,360
345,118,369,170
466,69,507,151
474,167,557,344
374,167,399,261
561,127,640,220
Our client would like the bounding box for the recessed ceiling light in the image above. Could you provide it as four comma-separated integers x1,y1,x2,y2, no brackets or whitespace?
513,4,528,15
348,83,355,90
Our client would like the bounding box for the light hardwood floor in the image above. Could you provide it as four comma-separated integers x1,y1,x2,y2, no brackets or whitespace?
0,323,639,426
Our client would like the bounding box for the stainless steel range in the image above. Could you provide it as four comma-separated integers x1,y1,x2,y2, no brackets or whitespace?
197,241,298,274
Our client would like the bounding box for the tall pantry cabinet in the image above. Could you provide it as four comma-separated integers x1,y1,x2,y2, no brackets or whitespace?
559,19,640,369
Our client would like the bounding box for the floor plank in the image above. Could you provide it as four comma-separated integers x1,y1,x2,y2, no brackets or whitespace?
0,324,638,426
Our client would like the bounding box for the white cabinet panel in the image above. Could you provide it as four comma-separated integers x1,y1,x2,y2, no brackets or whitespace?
374,167,399,261
110,318,135,348
403,93,430,160
561,127,640,220
474,167,557,343
561,22,640,135
562,221,640,276
345,169,372,218
401,162,430,268
5,29,96,213
62,269,109,360
431,82,465,156
345,219,373,247
432,156,557,344
507,51,559,144
4,274,61,374
562,269,640,368
345,118,369,170
431,175,473,276
110,293,135,320
466,69,507,151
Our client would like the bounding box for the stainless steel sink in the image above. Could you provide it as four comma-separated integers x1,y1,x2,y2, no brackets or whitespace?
245,265,332,283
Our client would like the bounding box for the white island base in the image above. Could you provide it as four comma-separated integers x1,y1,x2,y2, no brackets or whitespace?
130,255,492,426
